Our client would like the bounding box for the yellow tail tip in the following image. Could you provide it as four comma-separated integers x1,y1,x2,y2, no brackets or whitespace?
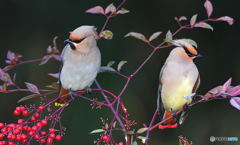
54,102,69,107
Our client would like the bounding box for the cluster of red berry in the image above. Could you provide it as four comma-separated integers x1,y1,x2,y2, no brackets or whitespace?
0,106,63,144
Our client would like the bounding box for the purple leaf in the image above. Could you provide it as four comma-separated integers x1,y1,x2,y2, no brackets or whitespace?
6,51,22,65
48,73,59,79
194,22,213,31
204,0,213,17
125,32,147,42
52,54,61,61
86,6,105,15
25,82,40,94
222,77,232,92
179,16,187,21
105,3,116,14
165,30,172,42
203,85,223,99
149,32,162,42
230,97,240,111
0,69,13,85
6,51,16,62
190,14,198,26
39,55,52,65
227,85,240,96
216,16,234,25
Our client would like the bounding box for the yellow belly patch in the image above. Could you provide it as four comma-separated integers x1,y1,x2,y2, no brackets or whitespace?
162,78,193,111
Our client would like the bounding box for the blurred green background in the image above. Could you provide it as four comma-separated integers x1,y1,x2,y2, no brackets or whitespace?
0,0,239,144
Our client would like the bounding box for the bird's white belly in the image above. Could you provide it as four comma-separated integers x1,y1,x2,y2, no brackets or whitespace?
60,62,99,91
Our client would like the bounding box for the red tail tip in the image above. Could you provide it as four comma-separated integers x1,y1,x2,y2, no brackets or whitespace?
158,123,178,130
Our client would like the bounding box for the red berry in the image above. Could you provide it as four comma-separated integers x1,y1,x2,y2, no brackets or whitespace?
13,129,21,134
0,133,4,139
7,135,12,140
0,123,4,129
17,119,24,124
22,139,27,143
11,135,16,140
13,110,20,116
47,138,53,144
31,117,36,122
36,122,42,128
38,106,44,111
40,139,46,143
41,131,47,136
15,107,22,112
22,110,28,116
28,131,34,136
23,126,28,131
118,142,124,145
16,135,21,141
31,126,38,132
1,128,7,133
49,133,55,139
21,134,27,140
34,113,40,118
49,128,56,133
27,127,32,131
20,107,25,111
34,134,40,140
102,135,110,143
8,124,15,129
40,120,47,126
8,142,14,145
55,135,62,141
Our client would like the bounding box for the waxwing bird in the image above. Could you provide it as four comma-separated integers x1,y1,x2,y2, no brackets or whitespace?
158,40,201,129
55,25,101,105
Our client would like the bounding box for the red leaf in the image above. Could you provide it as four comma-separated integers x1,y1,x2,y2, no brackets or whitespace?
39,55,52,65
204,85,223,99
194,22,213,31
230,97,240,111
216,16,234,25
204,0,213,17
222,78,232,92
25,82,40,94
86,6,105,15
227,85,240,96
105,3,116,14
190,14,198,26
48,73,59,79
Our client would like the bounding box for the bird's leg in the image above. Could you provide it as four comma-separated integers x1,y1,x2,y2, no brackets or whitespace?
86,87,93,94
69,89,75,100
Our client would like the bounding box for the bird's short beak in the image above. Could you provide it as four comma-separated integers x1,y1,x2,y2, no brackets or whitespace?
64,39,76,50
196,54,203,58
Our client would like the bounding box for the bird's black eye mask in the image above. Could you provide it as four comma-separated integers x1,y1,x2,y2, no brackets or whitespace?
71,38,85,43
64,38,85,50
183,46,197,57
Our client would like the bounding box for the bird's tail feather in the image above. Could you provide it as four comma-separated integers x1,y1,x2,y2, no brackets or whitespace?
158,110,178,129
54,87,70,107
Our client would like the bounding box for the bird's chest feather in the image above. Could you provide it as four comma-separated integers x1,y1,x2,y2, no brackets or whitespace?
161,62,198,111
60,51,101,90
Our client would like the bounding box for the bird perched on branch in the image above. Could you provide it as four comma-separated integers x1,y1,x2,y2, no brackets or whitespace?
55,25,101,106
158,39,202,129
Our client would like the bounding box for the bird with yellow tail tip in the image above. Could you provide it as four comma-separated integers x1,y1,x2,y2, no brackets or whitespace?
55,25,101,106
158,39,202,129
